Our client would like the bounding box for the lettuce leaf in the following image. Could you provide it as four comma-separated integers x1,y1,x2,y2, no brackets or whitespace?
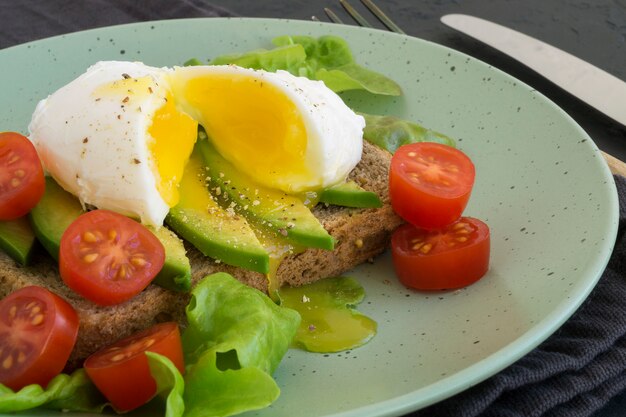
208,35,401,96
180,272,300,417
0,369,108,413
360,112,456,153
147,352,185,417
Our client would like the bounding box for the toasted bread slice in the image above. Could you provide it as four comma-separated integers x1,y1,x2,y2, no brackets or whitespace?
0,141,402,369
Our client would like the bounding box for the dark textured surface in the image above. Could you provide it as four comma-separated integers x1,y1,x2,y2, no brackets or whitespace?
1,1,626,416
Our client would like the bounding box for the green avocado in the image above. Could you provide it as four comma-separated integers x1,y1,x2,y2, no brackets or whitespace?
29,176,83,260
148,226,192,292
196,137,334,251
0,216,37,265
319,181,382,208
29,177,192,291
166,146,270,274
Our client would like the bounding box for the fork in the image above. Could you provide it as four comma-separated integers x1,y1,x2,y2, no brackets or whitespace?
316,0,626,177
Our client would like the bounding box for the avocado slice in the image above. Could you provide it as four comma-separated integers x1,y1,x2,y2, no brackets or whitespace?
319,181,382,208
0,216,37,265
30,177,192,291
196,137,334,251
166,147,270,274
149,226,192,292
29,176,84,260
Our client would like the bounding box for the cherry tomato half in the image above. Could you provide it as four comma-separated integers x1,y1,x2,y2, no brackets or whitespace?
391,217,490,290
389,142,475,230
59,209,165,306
84,322,184,412
0,132,45,220
0,286,79,391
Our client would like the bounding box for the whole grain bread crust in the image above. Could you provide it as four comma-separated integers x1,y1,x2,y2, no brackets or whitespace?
0,141,402,368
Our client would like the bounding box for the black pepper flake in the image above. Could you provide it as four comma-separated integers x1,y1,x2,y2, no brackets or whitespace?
82,137,89,143
117,115,121,120
133,158,141,164
95,98,101,102
148,87,153,94
121,73,131,79
122,96,129,103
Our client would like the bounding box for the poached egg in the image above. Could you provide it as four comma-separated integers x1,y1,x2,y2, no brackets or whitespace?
28,61,365,227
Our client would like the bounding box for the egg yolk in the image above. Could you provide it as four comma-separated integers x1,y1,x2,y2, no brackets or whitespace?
148,94,198,207
179,73,312,192
96,76,198,208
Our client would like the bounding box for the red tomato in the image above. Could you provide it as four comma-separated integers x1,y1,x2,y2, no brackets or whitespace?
391,217,490,290
0,132,45,220
59,209,165,306
84,322,184,412
0,286,79,390
389,142,475,230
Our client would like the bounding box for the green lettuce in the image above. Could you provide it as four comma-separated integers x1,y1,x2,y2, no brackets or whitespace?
147,352,186,417
0,369,108,413
360,112,456,153
204,35,401,96
179,272,300,417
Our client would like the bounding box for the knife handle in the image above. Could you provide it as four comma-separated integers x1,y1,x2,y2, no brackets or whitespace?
602,151,626,177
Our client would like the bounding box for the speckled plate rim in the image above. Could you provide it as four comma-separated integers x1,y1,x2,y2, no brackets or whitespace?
0,17,619,417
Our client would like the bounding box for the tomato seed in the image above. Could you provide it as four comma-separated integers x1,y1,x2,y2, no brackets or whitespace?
111,353,126,362
17,351,26,364
117,265,127,279
412,242,425,251
453,222,468,230
420,243,433,254
30,305,41,314
83,253,99,263
456,229,470,235
7,154,19,164
143,338,156,349
14,169,25,178
83,231,98,243
10,178,20,188
130,257,147,267
407,151,417,157
108,229,117,241
456,237,468,243
9,305,16,319
31,314,44,325
2,355,13,369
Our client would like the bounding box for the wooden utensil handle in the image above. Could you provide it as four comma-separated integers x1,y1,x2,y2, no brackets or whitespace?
602,151,626,176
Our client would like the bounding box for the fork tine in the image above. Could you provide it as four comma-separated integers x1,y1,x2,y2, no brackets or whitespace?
360,0,406,34
324,7,345,24
340,0,373,28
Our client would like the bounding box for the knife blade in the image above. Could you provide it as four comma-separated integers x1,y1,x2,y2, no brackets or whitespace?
440,14,626,127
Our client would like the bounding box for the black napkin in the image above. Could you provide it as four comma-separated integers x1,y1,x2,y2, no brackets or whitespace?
413,176,626,416
2,2,625,416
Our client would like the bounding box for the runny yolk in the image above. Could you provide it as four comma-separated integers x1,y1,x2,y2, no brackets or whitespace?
148,94,198,207
180,73,312,192
96,76,198,208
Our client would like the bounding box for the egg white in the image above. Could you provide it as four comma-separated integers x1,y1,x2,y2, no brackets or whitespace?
28,61,179,227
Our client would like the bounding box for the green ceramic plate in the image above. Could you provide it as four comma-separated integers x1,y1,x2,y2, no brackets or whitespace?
0,18,618,417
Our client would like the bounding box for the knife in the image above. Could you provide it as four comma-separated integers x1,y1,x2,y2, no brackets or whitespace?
440,14,626,128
